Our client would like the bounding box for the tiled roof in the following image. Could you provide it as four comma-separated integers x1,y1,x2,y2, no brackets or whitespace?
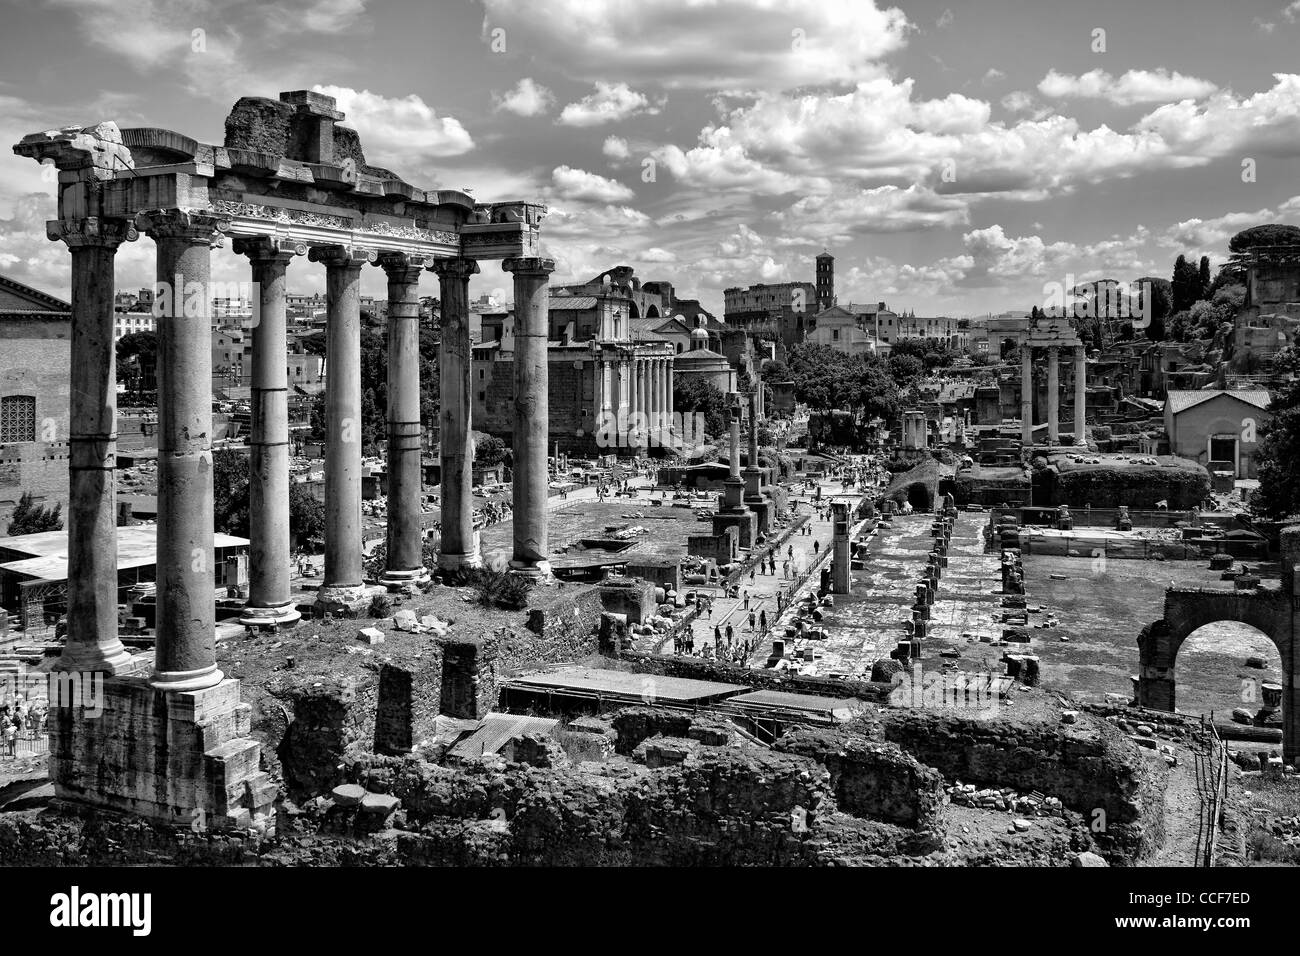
1165,389,1272,414
548,295,598,310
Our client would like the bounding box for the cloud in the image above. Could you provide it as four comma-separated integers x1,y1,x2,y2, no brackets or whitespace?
493,77,554,117
603,135,630,161
1038,68,1218,106
982,68,1005,85
312,85,474,171
1286,0,1300,21
558,82,653,127
551,165,635,203
1137,74,1300,158
774,185,970,240
1162,196,1300,252
480,0,910,91
936,8,954,28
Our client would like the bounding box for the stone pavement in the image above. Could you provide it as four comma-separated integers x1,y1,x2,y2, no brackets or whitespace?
664,475,869,664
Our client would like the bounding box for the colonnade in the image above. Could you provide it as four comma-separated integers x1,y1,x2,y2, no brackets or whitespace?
599,353,674,447
50,207,554,690
1020,344,1088,448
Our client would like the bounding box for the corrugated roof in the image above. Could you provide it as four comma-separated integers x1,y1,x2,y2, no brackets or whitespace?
1166,389,1272,414
447,713,558,759
548,295,598,310
508,667,748,703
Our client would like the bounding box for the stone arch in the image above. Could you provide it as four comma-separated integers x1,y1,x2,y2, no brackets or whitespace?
1138,586,1295,760
628,301,640,319
647,304,660,318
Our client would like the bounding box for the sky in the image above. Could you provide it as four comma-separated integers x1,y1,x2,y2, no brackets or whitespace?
1,0,1299,317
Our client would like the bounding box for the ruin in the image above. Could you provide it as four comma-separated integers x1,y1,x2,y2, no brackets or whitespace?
13,90,551,826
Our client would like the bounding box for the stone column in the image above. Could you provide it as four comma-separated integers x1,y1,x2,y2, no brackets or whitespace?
631,358,644,449
377,253,431,588
657,359,669,449
616,358,630,447
1074,345,1088,447
49,217,137,674
233,237,301,628
502,257,555,577
310,245,373,608
1020,343,1033,449
666,360,676,451
600,357,613,430
431,257,481,572
832,501,851,594
1047,345,1060,445
744,390,762,498
136,209,226,692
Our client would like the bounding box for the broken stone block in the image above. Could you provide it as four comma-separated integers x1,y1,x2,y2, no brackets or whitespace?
360,792,401,816
1073,851,1108,867
357,627,385,645
393,609,418,632
331,783,366,807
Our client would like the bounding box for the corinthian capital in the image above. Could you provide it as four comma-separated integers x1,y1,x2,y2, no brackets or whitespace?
46,217,137,249
429,257,480,281
134,208,229,246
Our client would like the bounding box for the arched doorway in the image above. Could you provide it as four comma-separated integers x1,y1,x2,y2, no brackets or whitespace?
1174,622,1282,724
647,304,660,318
1138,586,1295,760
905,481,932,512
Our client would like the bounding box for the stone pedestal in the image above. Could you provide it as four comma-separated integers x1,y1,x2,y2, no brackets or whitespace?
50,675,276,829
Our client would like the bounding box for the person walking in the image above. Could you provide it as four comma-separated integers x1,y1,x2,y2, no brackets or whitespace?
748,610,756,631
743,589,750,610
725,623,734,644
714,624,722,644
760,608,767,632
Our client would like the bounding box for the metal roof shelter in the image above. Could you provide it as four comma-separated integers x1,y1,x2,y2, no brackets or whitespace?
505,667,748,705
447,713,559,760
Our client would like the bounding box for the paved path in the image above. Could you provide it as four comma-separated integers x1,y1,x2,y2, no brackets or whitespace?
664,474,872,664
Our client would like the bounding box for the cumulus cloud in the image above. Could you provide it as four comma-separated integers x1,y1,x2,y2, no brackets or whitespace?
480,0,909,91
1038,68,1218,106
558,82,653,126
603,135,631,161
551,165,636,203
313,85,474,168
774,185,970,240
493,77,554,117
1162,196,1300,252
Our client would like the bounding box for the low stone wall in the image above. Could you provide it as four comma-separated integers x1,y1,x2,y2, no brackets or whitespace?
776,727,946,830
873,703,1166,861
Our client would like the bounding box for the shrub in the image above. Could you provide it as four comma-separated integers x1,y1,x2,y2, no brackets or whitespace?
368,593,393,618
471,567,533,610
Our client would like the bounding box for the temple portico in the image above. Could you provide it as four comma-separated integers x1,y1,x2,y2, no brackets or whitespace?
14,89,549,827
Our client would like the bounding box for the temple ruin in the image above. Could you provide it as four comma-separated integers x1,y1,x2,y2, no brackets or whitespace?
13,90,554,827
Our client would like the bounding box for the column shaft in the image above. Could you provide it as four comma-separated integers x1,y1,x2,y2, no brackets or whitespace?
380,254,430,586
54,220,135,673
1047,346,1060,445
1074,345,1088,447
235,238,300,626
138,210,225,691
1020,345,1033,449
312,246,369,605
503,257,555,576
432,258,481,571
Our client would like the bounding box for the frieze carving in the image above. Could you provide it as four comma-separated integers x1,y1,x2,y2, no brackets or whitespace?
212,200,353,231
362,220,458,245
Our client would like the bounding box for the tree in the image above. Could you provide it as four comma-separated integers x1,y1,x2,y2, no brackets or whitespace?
1171,254,1202,314
761,360,791,382
6,491,62,535
888,353,924,385
474,434,506,467
1228,223,1300,254
289,482,326,548
1134,277,1172,341
212,449,250,537
673,377,728,437
1198,256,1212,300
1254,348,1300,519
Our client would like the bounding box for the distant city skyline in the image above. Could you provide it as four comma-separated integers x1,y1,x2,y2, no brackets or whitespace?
2,0,1299,318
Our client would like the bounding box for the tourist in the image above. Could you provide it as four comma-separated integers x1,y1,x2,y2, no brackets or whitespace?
749,569,756,586
813,540,820,555
3,719,15,759
714,624,722,644
725,624,734,644
743,589,750,610
760,609,767,632
748,610,756,631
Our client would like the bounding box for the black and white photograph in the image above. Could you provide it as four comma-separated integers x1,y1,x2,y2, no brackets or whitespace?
0,0,1292,936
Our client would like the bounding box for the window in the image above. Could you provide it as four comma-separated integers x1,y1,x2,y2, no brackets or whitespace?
0,395,36,443
832,329,840,341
